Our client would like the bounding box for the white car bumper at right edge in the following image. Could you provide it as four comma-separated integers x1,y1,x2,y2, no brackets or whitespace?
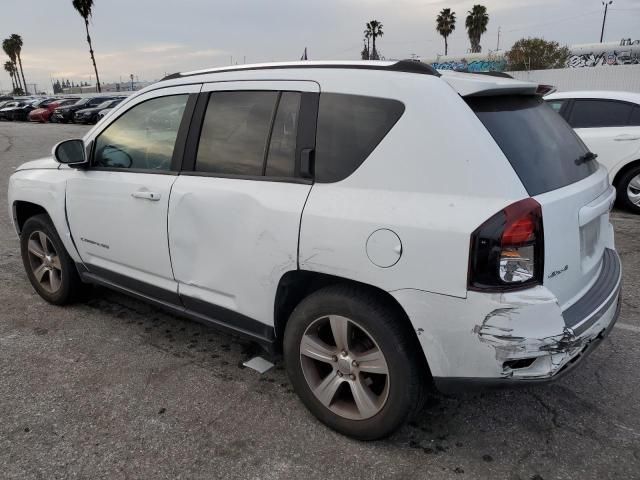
392,248,621,392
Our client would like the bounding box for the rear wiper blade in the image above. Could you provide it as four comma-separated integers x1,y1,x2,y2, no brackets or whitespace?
575,152,598,165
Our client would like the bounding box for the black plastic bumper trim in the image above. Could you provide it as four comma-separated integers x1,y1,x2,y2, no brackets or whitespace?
562,248,621,336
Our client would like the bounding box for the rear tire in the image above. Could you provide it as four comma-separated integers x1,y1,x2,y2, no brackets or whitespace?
616,165,640,214
284,284,426,440
20,214,84,305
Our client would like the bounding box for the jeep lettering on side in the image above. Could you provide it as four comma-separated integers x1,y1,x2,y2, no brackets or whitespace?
8,61,621,440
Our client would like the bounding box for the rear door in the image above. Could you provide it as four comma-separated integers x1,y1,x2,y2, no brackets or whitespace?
468,95,613,309
168,80,319,329
567,99,640,173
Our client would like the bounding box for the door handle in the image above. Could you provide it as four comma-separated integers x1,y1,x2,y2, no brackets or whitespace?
614,134,640,141
131,191,161,201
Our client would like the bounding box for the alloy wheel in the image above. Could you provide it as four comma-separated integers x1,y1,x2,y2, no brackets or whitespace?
27,230,63,294
627,174,640,207
299,315,390,420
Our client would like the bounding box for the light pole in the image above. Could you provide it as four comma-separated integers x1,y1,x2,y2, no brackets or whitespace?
600,1,612,43
130,74,134,91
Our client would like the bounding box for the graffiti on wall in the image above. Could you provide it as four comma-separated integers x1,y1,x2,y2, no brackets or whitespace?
567,49,640,67
430,59,506,72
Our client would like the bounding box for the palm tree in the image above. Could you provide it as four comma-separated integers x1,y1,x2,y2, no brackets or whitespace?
10,34,27,94
365,20,384,60
436,9,456,56
72,0,101,92
465,4,489,53
363,29,371,59
4,61,17,92
2,37,23,92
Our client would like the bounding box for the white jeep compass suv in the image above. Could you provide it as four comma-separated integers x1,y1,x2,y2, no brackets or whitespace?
8,61,621,440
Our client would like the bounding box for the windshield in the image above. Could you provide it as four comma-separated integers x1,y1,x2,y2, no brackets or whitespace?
74,98,90,106
467,95,598,196
97,101,113,108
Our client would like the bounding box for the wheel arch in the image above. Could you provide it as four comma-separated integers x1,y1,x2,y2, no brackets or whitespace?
273,270,431,376
12,200,50,235
612,158,640,189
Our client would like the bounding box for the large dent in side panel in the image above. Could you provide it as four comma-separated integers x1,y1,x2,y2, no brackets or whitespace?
8,169,83,263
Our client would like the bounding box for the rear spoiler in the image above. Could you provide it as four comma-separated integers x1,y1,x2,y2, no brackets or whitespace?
438,70,541,97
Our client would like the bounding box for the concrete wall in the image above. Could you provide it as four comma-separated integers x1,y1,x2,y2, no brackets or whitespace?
509,64,640,93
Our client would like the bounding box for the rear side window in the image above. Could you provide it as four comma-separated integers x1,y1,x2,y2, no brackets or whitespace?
265,92,301,177
196,91,278,176
315,93,405,183
629,106,640,126
568,99,634,128
468,95,597,196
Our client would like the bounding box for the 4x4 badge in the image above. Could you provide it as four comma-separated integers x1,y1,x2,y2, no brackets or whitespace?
548,265,568,279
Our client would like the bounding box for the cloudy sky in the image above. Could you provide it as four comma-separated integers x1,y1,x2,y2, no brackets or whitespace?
2,0,639,93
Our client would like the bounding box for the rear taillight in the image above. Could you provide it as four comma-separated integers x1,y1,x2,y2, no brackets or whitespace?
468,198,544,292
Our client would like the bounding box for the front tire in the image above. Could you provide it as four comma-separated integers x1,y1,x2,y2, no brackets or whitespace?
616,165,640,214
284,284,426,440
20,214,83,305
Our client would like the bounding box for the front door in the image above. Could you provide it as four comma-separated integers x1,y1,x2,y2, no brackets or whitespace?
66,85,199,300
168,81,319,331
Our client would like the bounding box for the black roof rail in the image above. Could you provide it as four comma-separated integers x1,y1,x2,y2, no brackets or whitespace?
161,60,440,82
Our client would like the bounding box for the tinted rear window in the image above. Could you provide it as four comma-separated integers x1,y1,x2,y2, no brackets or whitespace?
315,93,405,183
467,95,597,196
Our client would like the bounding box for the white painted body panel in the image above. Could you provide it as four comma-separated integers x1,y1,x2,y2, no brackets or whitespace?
66,171,178,292
169,177,311,326
8,168,83,263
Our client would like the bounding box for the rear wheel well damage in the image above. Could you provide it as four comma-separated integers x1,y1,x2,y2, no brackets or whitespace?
273,270,431,376
13,201,49,234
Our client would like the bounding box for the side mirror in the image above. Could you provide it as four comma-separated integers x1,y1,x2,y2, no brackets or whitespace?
52,139,88,167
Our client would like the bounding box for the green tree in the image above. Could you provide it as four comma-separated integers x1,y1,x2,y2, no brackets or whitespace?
365,20,384,60
465,4,489,53
72,0,102,92
505,38,571,71
2,37,23,93
10,34,27,94
436,8,456,56
4,61,17,92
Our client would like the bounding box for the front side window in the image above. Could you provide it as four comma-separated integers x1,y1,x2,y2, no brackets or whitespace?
196,91,279,176
93,95,188,170
568,99,634,128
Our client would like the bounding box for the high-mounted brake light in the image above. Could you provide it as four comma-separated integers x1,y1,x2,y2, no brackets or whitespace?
468,198,544,292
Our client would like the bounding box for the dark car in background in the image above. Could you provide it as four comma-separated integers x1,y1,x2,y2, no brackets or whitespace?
0,100,34,121
52,96,117,123
74,97,125,124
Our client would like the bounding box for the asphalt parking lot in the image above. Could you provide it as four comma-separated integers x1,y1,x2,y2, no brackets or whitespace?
1,122,639,480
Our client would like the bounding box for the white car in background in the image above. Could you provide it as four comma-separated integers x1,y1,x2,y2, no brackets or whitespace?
545,91,640,213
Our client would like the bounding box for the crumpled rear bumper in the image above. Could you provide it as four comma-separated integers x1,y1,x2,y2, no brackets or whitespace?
391,249,622,393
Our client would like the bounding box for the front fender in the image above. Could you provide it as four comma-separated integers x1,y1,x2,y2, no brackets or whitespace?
8,169,82,263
